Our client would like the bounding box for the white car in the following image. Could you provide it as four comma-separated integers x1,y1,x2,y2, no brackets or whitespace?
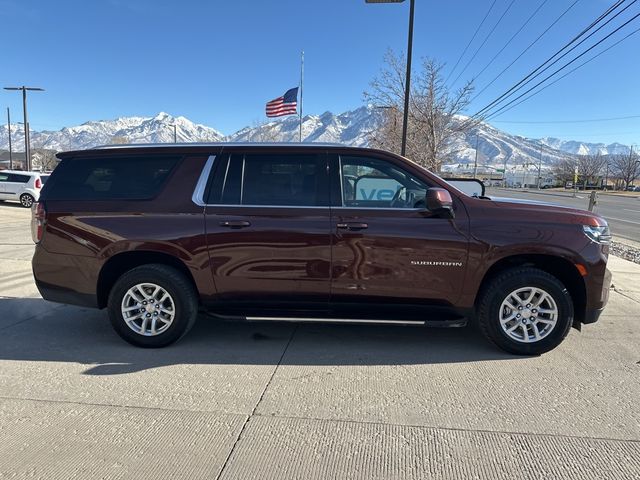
0,170,50,208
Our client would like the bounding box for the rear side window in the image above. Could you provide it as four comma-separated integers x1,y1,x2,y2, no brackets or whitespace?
0,174,9,182
7,174,30,183
207,153,327,207
45,156,180,200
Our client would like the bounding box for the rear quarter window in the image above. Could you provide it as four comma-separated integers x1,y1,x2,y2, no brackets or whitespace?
8,174,30,183
44,156,180,200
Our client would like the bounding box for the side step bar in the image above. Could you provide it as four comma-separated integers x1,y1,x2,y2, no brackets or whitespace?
203,312,467,328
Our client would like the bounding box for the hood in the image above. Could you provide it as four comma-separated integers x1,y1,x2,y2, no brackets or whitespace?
484,195,607,227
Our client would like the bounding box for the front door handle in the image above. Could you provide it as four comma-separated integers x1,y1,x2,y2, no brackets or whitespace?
337,222,368,231
219,220,251,229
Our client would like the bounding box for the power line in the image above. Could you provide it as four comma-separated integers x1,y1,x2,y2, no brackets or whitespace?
445,0,497,84
471,0,582,103
483,0,638,115
494,114,640,124
485,25,640,120
472,0,550,82
450,0,518,87
473,0,628,119
483,14,640,120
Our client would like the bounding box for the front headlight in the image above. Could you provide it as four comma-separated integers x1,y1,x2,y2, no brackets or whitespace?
582,225,611,244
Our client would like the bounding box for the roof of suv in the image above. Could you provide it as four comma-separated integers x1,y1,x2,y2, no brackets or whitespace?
56,142,385,159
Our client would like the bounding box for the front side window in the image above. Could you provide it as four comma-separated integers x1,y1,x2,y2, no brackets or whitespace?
340,156,429,209
208,153,327,207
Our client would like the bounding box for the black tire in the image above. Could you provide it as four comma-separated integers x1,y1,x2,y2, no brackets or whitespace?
107,264,198,348
476,267,573,355
20,194,34,208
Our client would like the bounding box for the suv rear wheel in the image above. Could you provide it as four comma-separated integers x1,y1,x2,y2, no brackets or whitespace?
107,264,198,347
476,267,573,355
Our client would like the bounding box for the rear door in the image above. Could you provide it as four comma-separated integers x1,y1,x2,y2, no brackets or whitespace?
329,153,470,316
203,148,331,314
5,173,29,199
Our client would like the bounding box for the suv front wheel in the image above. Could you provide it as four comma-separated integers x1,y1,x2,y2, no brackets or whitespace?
476,267,574,355
107,264,198,347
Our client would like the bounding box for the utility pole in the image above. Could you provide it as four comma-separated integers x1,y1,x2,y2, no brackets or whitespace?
6,108,12,169
3,86,45,171
365,0,414,156
537,146,543,189
473,134,479,179
502,152,510,188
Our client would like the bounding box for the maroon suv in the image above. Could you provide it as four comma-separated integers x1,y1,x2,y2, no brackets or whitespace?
31,144,611,354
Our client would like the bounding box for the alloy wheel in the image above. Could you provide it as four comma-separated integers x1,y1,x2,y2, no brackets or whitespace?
499,286,558,343
121,282,176,336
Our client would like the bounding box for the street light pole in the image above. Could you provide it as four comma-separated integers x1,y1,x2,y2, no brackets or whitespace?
6,108,12,170
366,0,414,157
4,86,44,171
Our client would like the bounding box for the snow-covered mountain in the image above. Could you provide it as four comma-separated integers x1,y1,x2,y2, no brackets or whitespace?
228,106,384,145
539,137,631,156
0,112,223,152
0,107,631,168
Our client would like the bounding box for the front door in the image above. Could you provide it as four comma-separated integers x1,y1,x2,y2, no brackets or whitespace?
204,149,331,314
329,154,470,316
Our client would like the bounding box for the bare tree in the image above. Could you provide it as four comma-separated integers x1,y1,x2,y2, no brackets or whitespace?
577,153,607,189
554,153,606,188
610,149,639,190
364,50,476,171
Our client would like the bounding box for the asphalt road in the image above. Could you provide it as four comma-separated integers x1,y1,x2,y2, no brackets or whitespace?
487,188,640,242
0,202,639,479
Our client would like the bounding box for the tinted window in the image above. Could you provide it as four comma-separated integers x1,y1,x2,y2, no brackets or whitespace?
340,156,429,209
208,153,326,207
40,175,50,184
8,174,30,183
46,156,180,200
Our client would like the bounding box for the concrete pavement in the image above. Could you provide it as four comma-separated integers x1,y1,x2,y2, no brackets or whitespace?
0,202,639,479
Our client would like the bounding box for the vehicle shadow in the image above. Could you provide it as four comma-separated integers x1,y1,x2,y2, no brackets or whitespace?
0,298,523,375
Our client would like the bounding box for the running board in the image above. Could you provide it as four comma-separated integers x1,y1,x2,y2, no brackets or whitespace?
203,312,466,328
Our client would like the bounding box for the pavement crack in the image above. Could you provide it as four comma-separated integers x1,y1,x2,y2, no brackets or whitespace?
214,324,298,480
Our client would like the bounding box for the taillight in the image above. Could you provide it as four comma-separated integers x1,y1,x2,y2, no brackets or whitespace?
35,177,42,189
31,202,46,244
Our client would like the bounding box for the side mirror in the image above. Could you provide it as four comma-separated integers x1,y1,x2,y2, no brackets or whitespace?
426,188,455,219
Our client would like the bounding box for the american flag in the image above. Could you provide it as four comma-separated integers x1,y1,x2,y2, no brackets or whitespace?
266,87,299,117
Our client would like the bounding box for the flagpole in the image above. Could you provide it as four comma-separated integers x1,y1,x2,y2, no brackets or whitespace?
299,50,304,143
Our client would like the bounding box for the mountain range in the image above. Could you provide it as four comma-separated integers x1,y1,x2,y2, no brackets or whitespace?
0,107,632,168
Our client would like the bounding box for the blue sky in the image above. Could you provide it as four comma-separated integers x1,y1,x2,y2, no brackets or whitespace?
1,0,639,144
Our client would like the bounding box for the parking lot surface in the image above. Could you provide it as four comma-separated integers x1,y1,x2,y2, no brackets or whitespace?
0,202,639,479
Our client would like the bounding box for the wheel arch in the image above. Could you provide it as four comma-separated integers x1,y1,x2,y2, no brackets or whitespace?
476,254,587,327
97,250,198,309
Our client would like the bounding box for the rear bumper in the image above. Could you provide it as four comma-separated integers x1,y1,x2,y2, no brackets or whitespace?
35,278,98,308
32,246,100,308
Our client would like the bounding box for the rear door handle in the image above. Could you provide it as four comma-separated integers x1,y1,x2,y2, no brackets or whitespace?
219,220,251,229
337,222,368,231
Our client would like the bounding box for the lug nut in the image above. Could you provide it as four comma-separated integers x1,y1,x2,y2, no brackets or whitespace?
532,309,537,314
516,314,521,318
143,301,147,305
518,306,523,310
526,304,531,308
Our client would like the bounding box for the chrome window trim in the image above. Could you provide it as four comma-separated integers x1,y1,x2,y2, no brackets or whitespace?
191,155,216,207
201,204,420,211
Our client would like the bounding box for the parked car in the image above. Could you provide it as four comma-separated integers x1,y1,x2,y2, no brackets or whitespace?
0,170,49,207
626,185,640,192
31,144,612,355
